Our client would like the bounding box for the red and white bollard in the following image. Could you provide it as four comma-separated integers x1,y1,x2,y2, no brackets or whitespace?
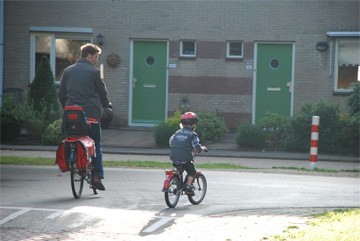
310,116,320,170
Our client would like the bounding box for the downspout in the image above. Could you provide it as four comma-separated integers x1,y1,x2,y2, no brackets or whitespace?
0,1,4,107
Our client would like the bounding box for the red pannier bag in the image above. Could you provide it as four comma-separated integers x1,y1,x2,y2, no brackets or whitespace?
55,136,95,172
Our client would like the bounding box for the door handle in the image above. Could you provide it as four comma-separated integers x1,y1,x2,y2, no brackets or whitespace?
287,82,292,93
133,77,137,88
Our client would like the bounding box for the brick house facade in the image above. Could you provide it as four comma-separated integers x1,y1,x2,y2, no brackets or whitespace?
2,1,359,129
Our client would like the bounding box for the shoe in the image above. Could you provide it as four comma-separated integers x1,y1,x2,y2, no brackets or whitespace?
91,176,105,191
184,185,194,196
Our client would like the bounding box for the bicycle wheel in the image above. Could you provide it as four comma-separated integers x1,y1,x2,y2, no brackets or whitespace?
70,162,84,199
164,176,181,208
188,173,207,205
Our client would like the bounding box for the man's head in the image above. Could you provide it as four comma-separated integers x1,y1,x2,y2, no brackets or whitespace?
80,43,102,65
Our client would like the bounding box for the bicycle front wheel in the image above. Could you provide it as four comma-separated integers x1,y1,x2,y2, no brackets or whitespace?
188,173,207,205
165,176,181,208
70,162,84,199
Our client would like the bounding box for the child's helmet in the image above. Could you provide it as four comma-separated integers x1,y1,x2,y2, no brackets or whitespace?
180,112,198,125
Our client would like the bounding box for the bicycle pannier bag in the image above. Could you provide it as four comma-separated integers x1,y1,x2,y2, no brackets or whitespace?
62,105,89,136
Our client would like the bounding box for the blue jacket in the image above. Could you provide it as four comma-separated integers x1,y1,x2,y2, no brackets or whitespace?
169,126,203,164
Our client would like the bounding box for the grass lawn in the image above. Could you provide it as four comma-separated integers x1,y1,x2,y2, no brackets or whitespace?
268,209,360,241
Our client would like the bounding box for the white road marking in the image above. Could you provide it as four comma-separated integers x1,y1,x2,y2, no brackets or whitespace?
142,217,173,233
46,210,65,219
0,208,31,225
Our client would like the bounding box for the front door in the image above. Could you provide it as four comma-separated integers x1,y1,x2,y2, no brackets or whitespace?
254,43,294,122
130,41,168,126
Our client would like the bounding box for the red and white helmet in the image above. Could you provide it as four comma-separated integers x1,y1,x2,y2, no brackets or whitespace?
180,112,199,125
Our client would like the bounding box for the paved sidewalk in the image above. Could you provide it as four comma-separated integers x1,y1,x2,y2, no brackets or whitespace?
1,128,359,173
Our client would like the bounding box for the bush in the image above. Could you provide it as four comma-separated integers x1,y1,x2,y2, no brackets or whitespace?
28,56,60,123
284,100,342,153
42,119,66,145
0,97,21,142
154,110,228,146
347,82,360,116
340,113,360,153
236,122,265,149
13,101,49,140
196,112,228,142
258,112,289,149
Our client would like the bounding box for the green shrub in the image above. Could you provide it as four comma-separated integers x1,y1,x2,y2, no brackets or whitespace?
154,121,178,146
13,101,48,140
347,82,360,116
154,110,228,146
340,113,360,153
258,112,289,149
42,119,66,145
236,122,265,149
196,112,228,142
284,100,342,153
1,97,21,142
28,56,60,122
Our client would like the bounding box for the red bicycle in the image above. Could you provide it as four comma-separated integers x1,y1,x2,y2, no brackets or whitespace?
56,106,97,199
162,162,207,208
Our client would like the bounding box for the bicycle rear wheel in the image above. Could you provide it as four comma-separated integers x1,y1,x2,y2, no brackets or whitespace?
188,173,207,205
70,162,84,199
164,176,181,208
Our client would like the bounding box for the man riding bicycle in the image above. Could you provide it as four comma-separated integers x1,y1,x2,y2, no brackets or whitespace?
169,112,208,196
58,43,111,191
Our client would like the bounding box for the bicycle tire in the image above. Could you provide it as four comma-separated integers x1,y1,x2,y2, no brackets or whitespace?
70,162,84,199
165,176,181,208
188,173,207,205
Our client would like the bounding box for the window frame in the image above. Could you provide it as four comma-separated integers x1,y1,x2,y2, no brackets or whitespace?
29,27,92,83
179,40,196,58
327,32,360,94
226,41,244,59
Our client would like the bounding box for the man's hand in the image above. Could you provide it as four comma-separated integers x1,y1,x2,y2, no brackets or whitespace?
202,146,208,152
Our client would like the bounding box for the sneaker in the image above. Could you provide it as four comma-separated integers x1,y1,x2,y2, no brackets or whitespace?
91,176,105,191
184,185,194,196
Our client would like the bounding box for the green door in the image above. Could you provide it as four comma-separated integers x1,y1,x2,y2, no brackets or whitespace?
131,41,167,125
254,43,293,122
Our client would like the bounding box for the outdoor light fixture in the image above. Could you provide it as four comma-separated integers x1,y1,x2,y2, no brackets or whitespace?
316,41,329,51
97,33,104,45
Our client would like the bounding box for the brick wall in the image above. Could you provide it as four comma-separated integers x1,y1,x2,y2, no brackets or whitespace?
3,0,359,129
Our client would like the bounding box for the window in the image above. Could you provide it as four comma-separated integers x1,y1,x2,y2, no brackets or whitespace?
334,38,360,92
226,41,243,59
180,40,196,57
30,29,92,83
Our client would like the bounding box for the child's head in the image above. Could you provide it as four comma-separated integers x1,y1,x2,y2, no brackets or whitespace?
180,112,198,130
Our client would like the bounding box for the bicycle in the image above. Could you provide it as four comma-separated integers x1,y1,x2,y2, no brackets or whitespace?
56,105,98,199
162,162,207,208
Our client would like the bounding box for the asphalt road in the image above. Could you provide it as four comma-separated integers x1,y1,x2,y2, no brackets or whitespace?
1,165,359,240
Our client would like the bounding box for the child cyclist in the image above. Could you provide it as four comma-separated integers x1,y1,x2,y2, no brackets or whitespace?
169,112,208,196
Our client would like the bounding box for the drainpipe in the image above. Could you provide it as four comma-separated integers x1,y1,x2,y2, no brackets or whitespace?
0,1,4,107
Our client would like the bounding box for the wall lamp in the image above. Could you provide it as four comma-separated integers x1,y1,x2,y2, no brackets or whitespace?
97,33,104,45
316,41,328,51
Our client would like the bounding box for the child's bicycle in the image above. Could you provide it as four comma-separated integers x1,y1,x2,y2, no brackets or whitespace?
55,105,98,199
162,161,207,208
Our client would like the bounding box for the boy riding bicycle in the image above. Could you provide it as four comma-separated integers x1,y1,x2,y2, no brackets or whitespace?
169,112,208,196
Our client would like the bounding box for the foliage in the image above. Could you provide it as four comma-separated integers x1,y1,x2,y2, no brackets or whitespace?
236,121,265,149
41,119,66,145
284,100,342,153
0,97,21,142
154,121,178,146
196,112,228,142
13,101,49,140
258,112,289,149
28,56,60,122
340,113,360,153
154,110,228,146
347,82,360,116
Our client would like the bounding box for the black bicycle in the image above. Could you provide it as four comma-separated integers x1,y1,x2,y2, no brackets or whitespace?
162,164,207,208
